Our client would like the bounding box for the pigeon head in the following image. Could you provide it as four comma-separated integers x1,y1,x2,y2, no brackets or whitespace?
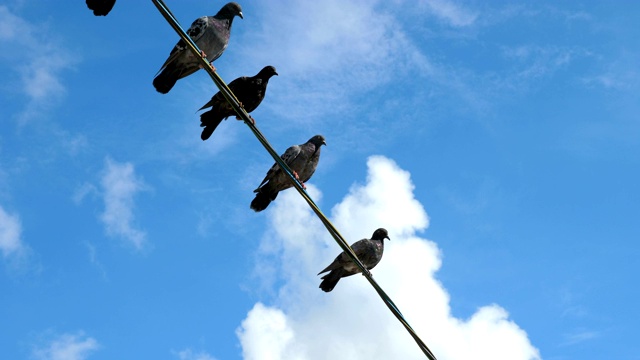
372,228,390,241
257,66,278,79
308,135,327,148
217,2,244,20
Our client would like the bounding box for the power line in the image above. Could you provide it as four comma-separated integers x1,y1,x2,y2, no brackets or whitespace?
150,1,437,358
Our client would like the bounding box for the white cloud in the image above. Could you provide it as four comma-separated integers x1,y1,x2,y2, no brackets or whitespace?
0,5,77,123
502,45,586,81
562,329,600,346
99,157,148,250
236,0,433,126
581,57,640,91
72,183,98,205
85,242,108,280
174,348,217,360
0,205,24,258
421,0,478,27
237,156,540,360
32,331,100,360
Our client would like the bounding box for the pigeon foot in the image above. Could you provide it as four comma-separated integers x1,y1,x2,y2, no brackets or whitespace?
198,51,208,69
292,171,305,189
234,103,247,120
197,51,216,71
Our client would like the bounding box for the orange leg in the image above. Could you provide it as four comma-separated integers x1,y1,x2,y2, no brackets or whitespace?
198,51,217,71
292,171,306,189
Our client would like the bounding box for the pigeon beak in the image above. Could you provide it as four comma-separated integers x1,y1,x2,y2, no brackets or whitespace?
274,71,279,76
238,12,244,19
386,235,391,241
322,140,327,146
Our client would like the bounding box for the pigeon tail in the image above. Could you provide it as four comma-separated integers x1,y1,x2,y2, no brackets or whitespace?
250,189,278,212
199,111,226,141
153,64,180,94
319,269,345,292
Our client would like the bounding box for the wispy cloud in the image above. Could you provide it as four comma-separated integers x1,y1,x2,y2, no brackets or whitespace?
174,348,217,360
421,0,478,27
72,183,98,206
31,331,100,360
0,204,23,259
237,156,540,359
501,45,588,82
561,329,600,346
581,58,640,91
0,204,38,273
99,157,148,250
483,4,592,26
235,0,433,129
0,5,78,124
85,242,108,280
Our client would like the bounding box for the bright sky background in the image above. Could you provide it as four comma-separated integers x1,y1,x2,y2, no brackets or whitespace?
1,1,639,359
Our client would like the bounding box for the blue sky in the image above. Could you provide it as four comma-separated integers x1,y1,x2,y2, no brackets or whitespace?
1,1,639,359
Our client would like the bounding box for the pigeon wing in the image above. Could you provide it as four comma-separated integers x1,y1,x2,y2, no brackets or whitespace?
158,16,210,72
198,76,248,112
255,145,302,190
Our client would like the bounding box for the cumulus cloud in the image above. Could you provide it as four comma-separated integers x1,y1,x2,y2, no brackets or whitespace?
99,157,148,250
31,331,100,360
237,156,540,360
0,205,23,258
0,5,77,123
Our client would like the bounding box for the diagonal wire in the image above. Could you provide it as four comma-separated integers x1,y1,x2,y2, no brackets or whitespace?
150,1,437,358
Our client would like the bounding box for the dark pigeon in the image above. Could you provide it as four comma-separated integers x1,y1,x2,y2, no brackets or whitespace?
153,2,243,94
198,65,278,141
86,0,116,16
318,228,390,292
251,135,326,212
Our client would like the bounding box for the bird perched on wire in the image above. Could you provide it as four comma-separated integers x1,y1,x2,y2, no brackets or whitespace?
86,0,116,16
318,228,390,292
153,2,243,94
198,66,278,141
251,135,326,212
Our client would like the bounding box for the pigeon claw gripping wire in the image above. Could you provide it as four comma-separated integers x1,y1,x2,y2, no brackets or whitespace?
198,50,207,68
234,102,246,120
197,51,217,72
291,171,307,190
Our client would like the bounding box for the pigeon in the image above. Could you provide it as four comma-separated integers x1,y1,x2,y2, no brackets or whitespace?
86,0,116,16
318,228,390,292
198,65,278,141
152,2,243,94
251,135,326,212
